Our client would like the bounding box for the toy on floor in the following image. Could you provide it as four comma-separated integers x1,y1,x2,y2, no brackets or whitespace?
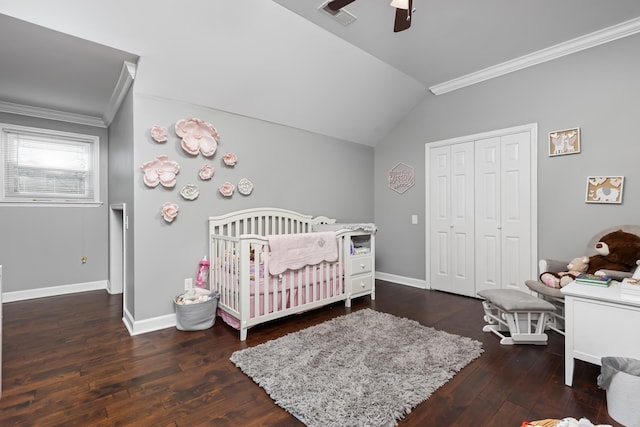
539,256,589,288
522,417,612,427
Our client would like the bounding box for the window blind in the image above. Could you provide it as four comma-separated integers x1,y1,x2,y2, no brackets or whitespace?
1,124,98,204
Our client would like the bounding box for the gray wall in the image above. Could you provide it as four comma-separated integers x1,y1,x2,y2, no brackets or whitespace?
375,33,640,281
0,113,109,292
130,94,374,320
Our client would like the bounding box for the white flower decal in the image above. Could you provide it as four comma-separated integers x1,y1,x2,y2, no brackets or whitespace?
199,164,214,180
180,184,199,200
175,118,219,157
162,202,179,223
238,178,253,195
141,155,180,188
150,125,168,143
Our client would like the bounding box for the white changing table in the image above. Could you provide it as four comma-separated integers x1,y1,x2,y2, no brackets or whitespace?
561,280,640,386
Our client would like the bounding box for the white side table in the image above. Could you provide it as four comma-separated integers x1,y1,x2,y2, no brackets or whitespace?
562,280,640,386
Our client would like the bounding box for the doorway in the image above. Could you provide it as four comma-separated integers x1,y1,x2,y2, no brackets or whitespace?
109,204,127,313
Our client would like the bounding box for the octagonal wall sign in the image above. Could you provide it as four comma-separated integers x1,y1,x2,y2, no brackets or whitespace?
389,162,415,194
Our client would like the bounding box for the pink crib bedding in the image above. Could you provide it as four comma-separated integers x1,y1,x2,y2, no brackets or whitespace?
217,261,344,330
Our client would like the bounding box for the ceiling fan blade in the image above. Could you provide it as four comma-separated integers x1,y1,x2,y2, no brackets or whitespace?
327,0,357,12
393,0,412,32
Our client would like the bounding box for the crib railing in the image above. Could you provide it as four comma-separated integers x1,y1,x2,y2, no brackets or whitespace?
209,231,349,340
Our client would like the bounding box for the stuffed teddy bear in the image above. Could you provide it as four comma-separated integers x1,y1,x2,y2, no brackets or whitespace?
587,229,640,275
540,256,590,288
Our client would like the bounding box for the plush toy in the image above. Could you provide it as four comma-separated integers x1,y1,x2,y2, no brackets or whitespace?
587,229,640,275
540,256,590,288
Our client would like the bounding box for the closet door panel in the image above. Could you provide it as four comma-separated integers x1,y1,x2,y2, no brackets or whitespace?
429,146,452,292
450,142,475,296
501,132,531,292
475,137,501,294
428,142,474,296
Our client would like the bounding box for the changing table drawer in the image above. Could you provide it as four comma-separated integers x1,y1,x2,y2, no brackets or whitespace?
350,273,373,296
350,256,372,274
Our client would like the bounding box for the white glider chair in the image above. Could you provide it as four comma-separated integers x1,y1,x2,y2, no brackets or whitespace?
525,224,640,336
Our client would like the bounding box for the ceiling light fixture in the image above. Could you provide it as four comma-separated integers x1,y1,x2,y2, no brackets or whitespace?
323,0,414,32
390,0,409,10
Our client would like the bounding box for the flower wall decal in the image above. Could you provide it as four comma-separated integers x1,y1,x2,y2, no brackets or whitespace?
162,202,179,223
175,118,220,157
198,164,214,180
237,178,253,195
141,155,180,188
223,153,238,166
180,184,199,200
219,182,235,197
150,125,168,143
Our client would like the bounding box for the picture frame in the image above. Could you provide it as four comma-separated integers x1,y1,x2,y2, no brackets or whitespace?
549,128,580,156
585,176,624,204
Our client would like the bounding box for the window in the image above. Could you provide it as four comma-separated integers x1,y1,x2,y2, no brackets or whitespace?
0,123,100,205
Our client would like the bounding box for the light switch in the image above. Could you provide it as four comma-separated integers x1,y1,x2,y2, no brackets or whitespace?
411,215,418,225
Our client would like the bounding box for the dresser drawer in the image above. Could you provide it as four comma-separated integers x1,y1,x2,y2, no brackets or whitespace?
350,256,372,274
350,273,373,295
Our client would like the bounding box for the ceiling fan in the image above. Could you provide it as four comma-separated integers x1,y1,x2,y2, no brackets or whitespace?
326,0,413,32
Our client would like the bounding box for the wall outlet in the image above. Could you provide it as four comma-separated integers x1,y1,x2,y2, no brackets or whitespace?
411,215,418,225
184,278,193,290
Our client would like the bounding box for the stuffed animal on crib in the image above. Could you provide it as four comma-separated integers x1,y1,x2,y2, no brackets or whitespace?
539,256,590,288
586,229,640,275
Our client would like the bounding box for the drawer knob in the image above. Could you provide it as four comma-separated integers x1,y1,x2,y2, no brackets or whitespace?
360,263,365,269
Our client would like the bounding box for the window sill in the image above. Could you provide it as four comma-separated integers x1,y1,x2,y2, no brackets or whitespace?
0,201,104,208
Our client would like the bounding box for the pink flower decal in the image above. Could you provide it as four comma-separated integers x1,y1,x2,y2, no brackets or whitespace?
161,202,179,223
141,155,180,188
150,126,168,143
219,182,235,197
199,164,214,180
223,153,238,166
175,118,219,157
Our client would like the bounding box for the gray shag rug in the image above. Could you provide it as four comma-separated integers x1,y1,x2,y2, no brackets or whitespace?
230,309,483,427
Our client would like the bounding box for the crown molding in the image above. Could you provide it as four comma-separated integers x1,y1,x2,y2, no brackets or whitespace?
429,16,640,95
103,60,137,127
0,100,106,127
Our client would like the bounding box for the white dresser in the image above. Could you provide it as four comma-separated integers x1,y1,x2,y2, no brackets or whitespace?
561,280,640,386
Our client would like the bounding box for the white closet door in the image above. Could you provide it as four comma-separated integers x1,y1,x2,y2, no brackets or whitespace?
429,142,475,296
475,137,501,294
500,132,532,292
475,132,531,293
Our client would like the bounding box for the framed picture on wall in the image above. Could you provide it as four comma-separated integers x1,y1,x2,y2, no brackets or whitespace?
549,128,580,156
585,176,624,204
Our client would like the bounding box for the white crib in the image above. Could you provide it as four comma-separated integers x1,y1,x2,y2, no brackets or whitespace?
209,207,373,341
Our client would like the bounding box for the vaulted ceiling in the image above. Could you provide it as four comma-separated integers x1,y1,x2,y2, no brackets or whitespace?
1,1,640,145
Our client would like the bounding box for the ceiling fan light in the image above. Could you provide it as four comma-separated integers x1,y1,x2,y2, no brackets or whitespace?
390,0,409,10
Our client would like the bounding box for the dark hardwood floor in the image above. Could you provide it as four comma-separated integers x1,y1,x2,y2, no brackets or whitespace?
0,280,622,426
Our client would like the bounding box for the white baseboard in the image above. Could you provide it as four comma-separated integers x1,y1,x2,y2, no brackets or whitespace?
2,280,108,302
2,272,428,336
125,312,176,336
375,271,427,289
